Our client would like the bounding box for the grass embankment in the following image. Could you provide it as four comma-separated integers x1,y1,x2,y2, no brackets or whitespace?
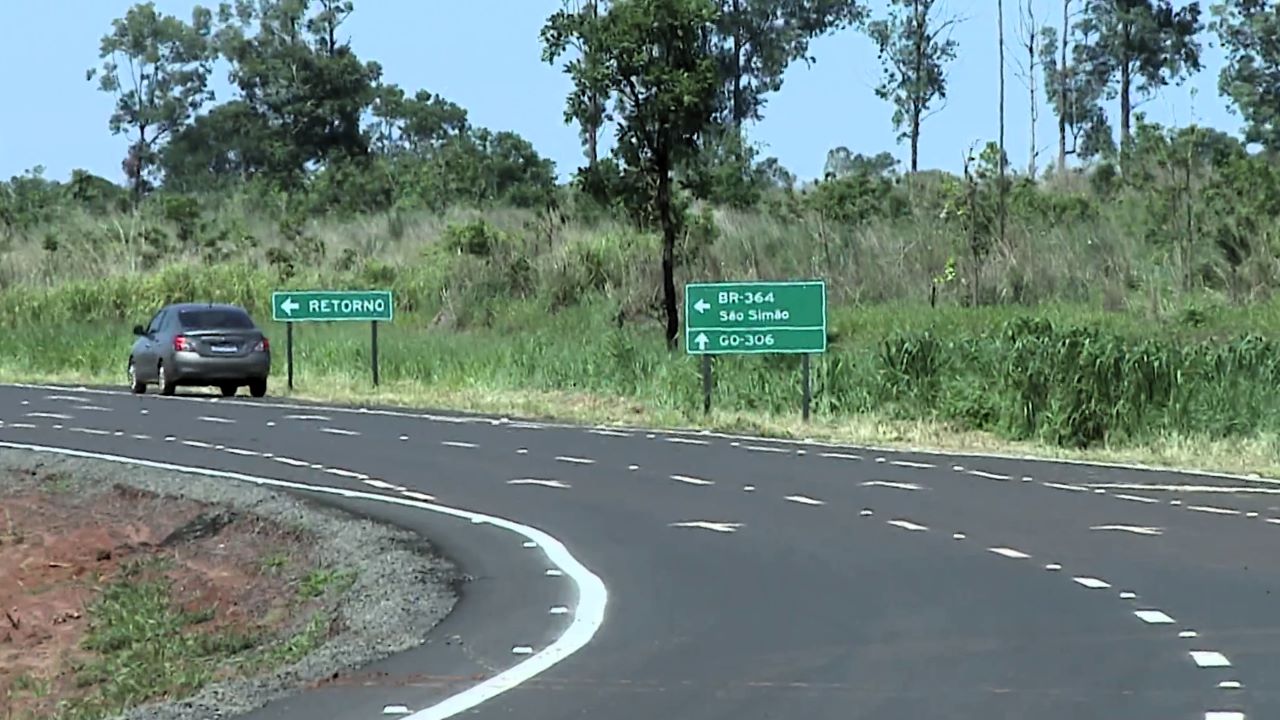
3,252,1280,478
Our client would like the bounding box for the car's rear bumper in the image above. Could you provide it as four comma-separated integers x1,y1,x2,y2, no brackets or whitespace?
170,352,271,383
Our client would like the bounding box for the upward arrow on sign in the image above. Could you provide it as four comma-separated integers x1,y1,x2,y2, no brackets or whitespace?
693,333,709,350
280,297,300,316
694,299,711,313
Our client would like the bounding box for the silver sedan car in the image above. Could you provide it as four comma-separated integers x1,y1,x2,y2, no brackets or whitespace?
127,302,272,397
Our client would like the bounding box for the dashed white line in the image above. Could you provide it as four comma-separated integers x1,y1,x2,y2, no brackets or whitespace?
887,519,928,532
25,412,71,420
508,479,572,489
181,439,214,448
549,606,570,615
382,704,411,716
1090,482,1280,495
1204,711,1245,720
744,445,788,454
400,491,436,502
511,646,534,655
442,441,477,448
1073,577,1111,589
1188,505,1242,516
1090,524,1164,536
273,457,310,467
321,427,361,436
820,452,861,460
1217,681,1243,690
545,569,565,577
588,429,629,437
784,495,825,506
860,509,874,517
363,479,403,491
75,405,111,412
1180,630,1199,639
1045,563,1063,571
1042,482,1090,492
862,480,922,491
952,532,966,540
198,416,235,424
1267,518,1280,525
222,447,259,457
285,414,332,421
6,423,36,429
670,474,714,486
891,460,935,469
131,434,151,440
69,427,110,436
967,470,1011,480
988,547,1030,559
628,464,639,471
1189,651,1232,668
555,456,595,465
669,521,742,533
1114,493,1160,504
1119,591,1138,600
743,485,755,492
326,468,370,480
1134,610,1176,624
666,437,709,446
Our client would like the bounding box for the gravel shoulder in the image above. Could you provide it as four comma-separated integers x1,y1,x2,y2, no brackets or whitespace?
0,448,459,720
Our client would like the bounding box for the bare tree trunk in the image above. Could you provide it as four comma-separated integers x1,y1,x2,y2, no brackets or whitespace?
586,0,600,165
1057,0,1068,175
998,0,1007,253
1024,0,1038,177
657,156,679,349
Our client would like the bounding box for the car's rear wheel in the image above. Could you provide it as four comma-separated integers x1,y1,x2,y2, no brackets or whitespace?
219,384,238,397
248,378,267,398
128,359,146,395
158,362,176,396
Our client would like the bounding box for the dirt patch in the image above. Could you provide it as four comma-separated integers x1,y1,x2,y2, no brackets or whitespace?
0,470,331,720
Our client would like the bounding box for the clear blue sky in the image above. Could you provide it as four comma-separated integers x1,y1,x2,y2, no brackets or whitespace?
0,0,1242,186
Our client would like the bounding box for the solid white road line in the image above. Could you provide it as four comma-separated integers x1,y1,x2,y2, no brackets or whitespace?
0,440,607,720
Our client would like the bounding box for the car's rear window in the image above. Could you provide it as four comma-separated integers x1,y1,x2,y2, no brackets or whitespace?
178,309,255,329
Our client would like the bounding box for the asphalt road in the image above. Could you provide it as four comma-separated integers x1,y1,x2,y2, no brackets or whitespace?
2,382,1276,720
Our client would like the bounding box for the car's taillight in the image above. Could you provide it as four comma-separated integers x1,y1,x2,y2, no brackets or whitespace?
173,335,195,352
254,337,269,352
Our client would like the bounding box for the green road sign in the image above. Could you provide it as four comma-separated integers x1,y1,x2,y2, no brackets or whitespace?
271,290,394,323
684,280,826,355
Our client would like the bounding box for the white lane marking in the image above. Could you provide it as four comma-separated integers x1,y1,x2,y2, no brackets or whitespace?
285,414,332,421
967,470,1011,480
511,646,534,655
862,480,922,491
0,440,606,720
70,427,110,436
1204,712,1245,720
820,452,861,460
1021,476,1033,482
508,479,571,489
401,491,437,502
222,447,259,457
1090,524,1164,536
887,519,928,532
890,460,935,469
326,468,370,480
442,441,477,448
952,532,966,540
198,416,235,424
1171,499,1183,506
1189,651,1232,668
670,474,714,486
321,427,361,436
7,423,36,429
744,444,788,454
669,521,742,534
1115,493,1160,504
1042,482,1090,492
1119,591,1138,600
383,706,411,716
1135,610,1175,624
784,495,825,506
875,457,886,463
1073,577,1111,589
1217,681,1243,690
988,547,1030,559
549,606,569,615
273,457,310,467
555,456,595,465
951,465,964,471
588,429,630,437
182,439,214,448
1188,505,1242,516
75,405,111,412
1089,482,1280,495
364,480,403,491
43,394,88,402
1267,519,1280,525
628,465,639,471
743,485,756,492
860,509,874,517
1180,630,1199,638
666,437,709,445
516,448,528,455
522,541,537,548
1246,512,1259,518
26,412,72,420
131,434,151,441
1045,563,1063,571
545,569,564,577
400,435,409,441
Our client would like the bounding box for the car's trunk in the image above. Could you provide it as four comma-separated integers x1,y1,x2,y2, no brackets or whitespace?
181,329,263,358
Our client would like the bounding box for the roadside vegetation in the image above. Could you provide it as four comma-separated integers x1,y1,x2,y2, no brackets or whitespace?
5,0,1280,475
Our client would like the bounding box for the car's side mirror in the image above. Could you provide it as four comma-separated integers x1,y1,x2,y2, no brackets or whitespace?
132,325,146,336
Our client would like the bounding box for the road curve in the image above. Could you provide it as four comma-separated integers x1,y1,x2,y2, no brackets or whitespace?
1,382,1275,720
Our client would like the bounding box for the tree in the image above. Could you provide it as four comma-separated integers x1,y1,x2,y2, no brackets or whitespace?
865,0,962,173
1072,0,1203,155
1040,3,1112,171
1011,0,1042,176
713,0,866,129
87,2,217,199
997,0,1007,252
1212,0,1280,153
546,0,611,167
543,0,721,349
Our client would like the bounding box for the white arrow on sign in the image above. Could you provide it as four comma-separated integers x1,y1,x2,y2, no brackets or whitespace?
280,297,300,316
694,298,711,313
693,332,709,350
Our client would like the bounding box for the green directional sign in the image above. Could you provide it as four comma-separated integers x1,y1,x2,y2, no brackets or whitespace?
684,280,826,355
271,290,394,323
